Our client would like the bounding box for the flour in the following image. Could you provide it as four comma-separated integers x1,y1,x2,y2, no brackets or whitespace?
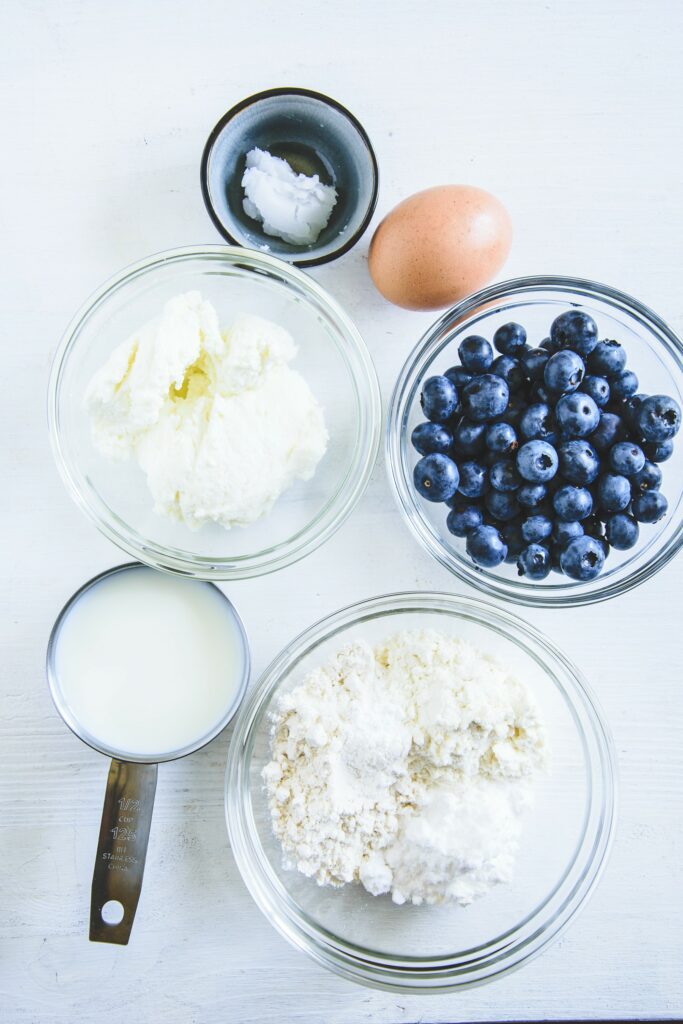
263,630,546,906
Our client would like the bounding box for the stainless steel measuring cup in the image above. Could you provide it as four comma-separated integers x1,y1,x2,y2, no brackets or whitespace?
46,563,250,945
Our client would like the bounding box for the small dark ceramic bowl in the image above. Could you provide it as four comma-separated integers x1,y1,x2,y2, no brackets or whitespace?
201,88,379,267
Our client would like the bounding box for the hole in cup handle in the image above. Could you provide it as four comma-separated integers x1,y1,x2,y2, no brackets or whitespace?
101,899,125,925
89,759,158,945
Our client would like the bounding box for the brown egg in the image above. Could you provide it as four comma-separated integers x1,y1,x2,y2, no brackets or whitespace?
368,185,512,311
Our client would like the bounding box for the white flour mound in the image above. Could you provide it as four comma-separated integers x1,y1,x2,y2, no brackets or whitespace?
263,630,546,906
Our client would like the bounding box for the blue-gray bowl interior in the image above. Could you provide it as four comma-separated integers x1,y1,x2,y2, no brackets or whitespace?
202,90,378,265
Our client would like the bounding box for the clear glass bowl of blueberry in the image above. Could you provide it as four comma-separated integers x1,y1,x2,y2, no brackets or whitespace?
387,276,683,607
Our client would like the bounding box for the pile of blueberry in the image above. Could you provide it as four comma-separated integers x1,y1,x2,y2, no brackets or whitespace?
411,311,681,581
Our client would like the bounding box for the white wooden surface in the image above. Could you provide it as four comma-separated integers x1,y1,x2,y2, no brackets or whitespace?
2,1,683,1020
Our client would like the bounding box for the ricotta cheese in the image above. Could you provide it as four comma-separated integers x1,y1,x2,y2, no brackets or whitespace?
263,630,546,906
84,292,328,530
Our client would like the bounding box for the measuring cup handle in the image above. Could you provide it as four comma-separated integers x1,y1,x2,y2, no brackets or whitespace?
89,759,158,944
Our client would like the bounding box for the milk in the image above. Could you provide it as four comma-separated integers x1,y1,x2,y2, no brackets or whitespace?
52,566,247,758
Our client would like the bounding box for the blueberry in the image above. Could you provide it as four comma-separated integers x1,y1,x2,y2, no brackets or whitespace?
549,543,565,573
496,393,527,428
594,534,610,561
481,449,500,467
413,454,459,501
458,335,494,373
420,375,459,422
510,389,532,411
517,543,552,580
590,411,626,451
632,460,662,493
557,440,600,485
560,535,606,581
555,393,600,437
492,354,524,392
518,376,536,399
553,485,593,521
545,473,564,494
544,350,585,394
519,403,555,442
636,394,681,442
552,519,584,547
493,322,527,357
501,519,525,563
622,392,647,431
521,514,553,544
581,375,610,408
632,490,668,523
529,383,553,405
643,438,674,463
411,422,453,456
485,489,520,522
520,347,550,381
489,460,521,493
597,473,631,512
605,513,639,550
446,491,476,510
466,524,508,567
609,441,645,477
517,440,559,482
485,421,518,454
588,339,627,377
517,482,548,508
447,503,484,537
458,460,488,498
583,514,606,539
540,335,560,354
452,418,487,456
550,310,599,357
462,374,510,423
610,370,639,401
535,500,555,520
444,366,473,390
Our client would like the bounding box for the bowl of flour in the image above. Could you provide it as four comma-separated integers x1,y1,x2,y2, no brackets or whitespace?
225,592,617,992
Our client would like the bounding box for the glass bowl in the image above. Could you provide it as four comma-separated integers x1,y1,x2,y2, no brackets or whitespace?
387,276,683,607
225,592,617,992
48,246,381,580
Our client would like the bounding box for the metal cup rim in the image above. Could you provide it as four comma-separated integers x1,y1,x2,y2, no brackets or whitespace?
46,562,251,764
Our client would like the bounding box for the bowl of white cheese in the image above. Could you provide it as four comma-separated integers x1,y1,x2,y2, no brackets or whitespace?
48,245,381,579
225,591,617,991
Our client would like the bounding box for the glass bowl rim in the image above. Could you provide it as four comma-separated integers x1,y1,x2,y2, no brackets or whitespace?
225,589,618,992
386,274,683,608
47,244,381,581
200,86,380,268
